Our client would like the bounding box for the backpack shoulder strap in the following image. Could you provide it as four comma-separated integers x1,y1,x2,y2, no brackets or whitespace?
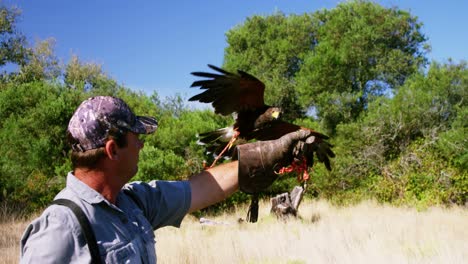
51,199,103,264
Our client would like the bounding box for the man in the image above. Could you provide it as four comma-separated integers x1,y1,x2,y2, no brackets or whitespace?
20,96,312,263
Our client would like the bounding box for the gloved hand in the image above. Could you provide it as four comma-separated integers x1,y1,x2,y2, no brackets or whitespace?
233,129,312,194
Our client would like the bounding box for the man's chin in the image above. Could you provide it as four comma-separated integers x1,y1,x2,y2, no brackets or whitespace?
129,167,138,180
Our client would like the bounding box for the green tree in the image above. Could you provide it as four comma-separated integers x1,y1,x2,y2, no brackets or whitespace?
15,38,61,82
0,81,82,209
0,4,28,68
329,61,467,205
224,12,316,120
296,1,428,133
224,1,428,132
64,54,123,95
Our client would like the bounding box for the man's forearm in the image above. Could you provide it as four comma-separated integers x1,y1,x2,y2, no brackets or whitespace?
188,161,239,213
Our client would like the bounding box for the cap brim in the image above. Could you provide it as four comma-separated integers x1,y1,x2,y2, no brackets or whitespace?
133,116,158,134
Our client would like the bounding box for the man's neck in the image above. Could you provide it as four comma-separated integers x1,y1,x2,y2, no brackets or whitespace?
74,168,123,204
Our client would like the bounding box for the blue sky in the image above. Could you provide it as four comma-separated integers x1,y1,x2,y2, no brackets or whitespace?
4,0,468,101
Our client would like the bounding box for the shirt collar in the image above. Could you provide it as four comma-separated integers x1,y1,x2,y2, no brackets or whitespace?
66,172,109,205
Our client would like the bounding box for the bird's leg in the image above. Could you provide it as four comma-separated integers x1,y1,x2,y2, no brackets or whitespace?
209,130,240,168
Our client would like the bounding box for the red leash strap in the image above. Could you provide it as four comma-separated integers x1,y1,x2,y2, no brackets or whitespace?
278,157,310,182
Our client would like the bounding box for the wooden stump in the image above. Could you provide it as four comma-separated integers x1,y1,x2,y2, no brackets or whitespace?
270,186,304,221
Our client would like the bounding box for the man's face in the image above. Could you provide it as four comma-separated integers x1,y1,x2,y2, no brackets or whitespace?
118,132,144,180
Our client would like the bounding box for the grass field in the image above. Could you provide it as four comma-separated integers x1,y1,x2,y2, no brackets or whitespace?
1,199,467,264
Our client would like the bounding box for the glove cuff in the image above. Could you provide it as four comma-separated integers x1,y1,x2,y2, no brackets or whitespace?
236,143,279,194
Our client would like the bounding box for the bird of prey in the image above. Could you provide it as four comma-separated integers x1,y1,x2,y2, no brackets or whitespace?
189,64,335,176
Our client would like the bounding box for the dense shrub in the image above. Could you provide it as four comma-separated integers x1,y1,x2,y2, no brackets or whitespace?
319,62,467,206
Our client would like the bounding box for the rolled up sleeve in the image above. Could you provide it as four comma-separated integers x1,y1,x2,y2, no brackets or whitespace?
123,180,191,229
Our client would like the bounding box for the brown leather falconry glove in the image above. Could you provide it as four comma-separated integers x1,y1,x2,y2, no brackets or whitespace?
233,129,312,222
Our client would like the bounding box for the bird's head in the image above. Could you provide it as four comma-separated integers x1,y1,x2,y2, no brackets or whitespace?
254,107,283,128
270,107,282,120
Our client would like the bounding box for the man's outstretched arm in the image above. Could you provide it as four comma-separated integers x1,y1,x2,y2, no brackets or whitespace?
188,161,239,213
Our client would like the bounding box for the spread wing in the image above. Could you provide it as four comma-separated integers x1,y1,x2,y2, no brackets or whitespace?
189,64,266,115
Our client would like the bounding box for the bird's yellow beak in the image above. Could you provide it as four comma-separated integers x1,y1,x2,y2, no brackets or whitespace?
272,110,280,119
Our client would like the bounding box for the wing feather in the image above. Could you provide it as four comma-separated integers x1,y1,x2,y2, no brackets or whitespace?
189,65,266,115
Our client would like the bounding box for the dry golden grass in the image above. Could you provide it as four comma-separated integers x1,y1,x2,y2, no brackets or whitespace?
0,204,31,264
1,199,467,264
156,199,468,264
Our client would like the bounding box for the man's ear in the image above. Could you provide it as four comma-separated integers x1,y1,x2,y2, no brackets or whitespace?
104,139,119,160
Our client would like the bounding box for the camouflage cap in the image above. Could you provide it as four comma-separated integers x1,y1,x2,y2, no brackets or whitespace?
68,96,158,152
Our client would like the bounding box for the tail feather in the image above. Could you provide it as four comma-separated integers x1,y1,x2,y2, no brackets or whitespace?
197,126,245,159
198,127,234,145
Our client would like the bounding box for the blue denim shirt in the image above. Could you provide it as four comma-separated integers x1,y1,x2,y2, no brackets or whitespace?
20,172,191,263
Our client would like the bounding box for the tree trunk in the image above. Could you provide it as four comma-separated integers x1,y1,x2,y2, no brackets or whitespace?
270,186,304,221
